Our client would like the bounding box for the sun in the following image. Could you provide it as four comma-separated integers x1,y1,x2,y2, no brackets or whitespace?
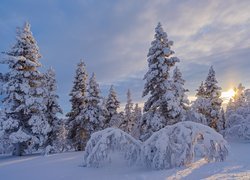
221,89,235,100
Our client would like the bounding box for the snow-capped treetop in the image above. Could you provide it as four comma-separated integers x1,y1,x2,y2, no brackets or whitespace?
68,60,88,115
106,85,120,116
87,73,101,106
44,67,63,117
196,81,206,97
143,22,179,113
204,66,221,97
203,66,222,130
3,22,41,69
173,66,184,85
172,66,189,110
125,89,133,118
233,83,245,107
45,68,57,92
120,89,135,133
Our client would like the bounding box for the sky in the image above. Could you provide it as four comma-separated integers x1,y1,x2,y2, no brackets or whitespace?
0,0,250,113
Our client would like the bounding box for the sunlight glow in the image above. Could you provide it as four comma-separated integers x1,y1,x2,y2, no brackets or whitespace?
221,89,235,100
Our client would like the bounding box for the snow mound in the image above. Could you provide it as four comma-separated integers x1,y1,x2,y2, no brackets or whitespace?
225,122,250,141
142,121,229,169
83,128,142,167
83,122,229,170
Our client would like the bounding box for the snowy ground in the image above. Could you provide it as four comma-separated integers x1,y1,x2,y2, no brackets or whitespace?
0,142,250,180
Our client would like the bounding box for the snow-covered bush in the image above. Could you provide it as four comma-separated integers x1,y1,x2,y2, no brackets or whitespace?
225,123,250,141
142,121,228,170
83,122,228,170
83,128,142,167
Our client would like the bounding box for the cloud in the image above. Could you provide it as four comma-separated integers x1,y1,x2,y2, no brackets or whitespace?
0,0,250,113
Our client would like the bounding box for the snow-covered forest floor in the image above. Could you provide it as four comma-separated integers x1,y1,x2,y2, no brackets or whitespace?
0,142,249,180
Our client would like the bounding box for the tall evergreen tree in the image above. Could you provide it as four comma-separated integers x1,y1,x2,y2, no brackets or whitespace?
197,81,206,97
225,83,248,128
0,22,49,155
105,85,120,127
84,73,105,136
131,103,142,139
233,83,245,108
224,85,250,140
140,22,180,140
43,68,63,153
191,81,209,125
204,66,223,130
172,66,189,122
120,89,134,133
66,60,88,151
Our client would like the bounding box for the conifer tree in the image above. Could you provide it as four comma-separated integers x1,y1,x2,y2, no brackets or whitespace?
0,22,49,155
233,83,245,108
84,73,105,135
224,84,250,140
225,84,247,128
192,81,209,124
172,66,189,122
131,103,142,139
66,60,88,151
120,89,134,133
204,66,223,130
140,22,180,139
105,85,120,127
43,68,63,153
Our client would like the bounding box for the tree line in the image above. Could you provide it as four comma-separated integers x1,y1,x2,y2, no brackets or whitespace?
0,22,249,156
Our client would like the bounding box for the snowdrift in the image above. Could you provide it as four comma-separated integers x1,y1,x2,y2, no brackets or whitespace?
83,122,229,169
142,121,228,169
82,128,142,167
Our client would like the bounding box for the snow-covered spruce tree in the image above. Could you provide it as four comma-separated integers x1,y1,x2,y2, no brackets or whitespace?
224,84,250,140
83,73,105,138
225,84,246,129
190,81,208,125
120,89,135,134
131,103,142,139
172,66,189,122
233,83,245,109
140,22,180,140
105,85,120,127
43,68,64,154
0,22,50,156
66,60,88,151
204,66,223,130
